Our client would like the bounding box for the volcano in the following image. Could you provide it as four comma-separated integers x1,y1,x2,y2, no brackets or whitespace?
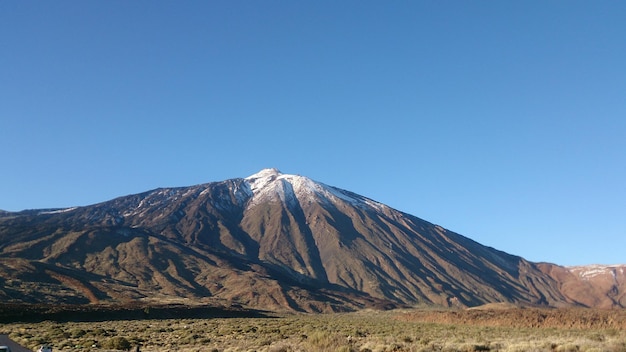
1,169,623,312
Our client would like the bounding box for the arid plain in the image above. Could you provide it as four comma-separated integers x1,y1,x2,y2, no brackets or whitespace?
2,306,626,352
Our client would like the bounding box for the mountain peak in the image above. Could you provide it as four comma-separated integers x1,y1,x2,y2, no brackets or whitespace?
244,168,307,206
241,169,385,212
2,169,625,311
246,168,283,180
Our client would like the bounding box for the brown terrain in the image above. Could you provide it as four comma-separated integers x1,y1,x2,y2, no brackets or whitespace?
538,263,626,308
396,305,626,330
0,169,624,313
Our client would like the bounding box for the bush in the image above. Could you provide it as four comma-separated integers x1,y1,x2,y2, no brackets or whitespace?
555,344,579,352
104,336,132,351
92,328,108,337
70,329,87,338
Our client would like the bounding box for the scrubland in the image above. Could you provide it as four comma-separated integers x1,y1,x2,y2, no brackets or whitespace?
2,308,626,352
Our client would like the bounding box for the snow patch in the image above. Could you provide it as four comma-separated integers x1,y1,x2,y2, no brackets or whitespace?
245,170,297,207
244,168,386,211
246,168,282,180
567,264,626,280
39,207,78,215
232,181,252,205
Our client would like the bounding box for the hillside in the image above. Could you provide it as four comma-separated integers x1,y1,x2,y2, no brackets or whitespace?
0,169,623,312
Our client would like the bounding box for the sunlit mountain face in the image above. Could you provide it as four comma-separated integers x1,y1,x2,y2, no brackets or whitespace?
1,169,624,312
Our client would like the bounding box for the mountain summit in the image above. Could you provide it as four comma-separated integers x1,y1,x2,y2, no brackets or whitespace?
244,168,383,210
0,169,624,311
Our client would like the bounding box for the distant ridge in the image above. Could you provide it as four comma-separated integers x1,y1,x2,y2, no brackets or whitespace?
1,169,624,312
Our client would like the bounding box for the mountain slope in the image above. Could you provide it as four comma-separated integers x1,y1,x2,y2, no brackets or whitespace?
537,263,626,308
0,169,622,311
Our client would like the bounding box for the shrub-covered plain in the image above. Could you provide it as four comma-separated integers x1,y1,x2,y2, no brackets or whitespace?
2,308,626,352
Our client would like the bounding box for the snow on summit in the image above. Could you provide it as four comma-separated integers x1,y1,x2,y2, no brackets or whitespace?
243,168,385,210
567,264,626,280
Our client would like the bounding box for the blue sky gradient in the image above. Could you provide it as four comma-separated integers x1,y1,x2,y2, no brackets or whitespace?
2,1,625,266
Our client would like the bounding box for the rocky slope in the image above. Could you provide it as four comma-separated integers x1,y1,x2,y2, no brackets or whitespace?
0,169,623,311
537,264,626,308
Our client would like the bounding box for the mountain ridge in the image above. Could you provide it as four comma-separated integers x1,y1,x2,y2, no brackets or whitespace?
1,169,624,311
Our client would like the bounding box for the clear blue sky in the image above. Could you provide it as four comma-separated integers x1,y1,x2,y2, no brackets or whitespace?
2,1,625,266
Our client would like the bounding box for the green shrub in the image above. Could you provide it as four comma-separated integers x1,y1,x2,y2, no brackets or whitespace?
70,328,87,338
92,328,108,336
104,336,132,351
555,343,579,352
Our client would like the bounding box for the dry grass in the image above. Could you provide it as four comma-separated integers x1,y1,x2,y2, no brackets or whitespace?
396,307,626,330
2,308,625,352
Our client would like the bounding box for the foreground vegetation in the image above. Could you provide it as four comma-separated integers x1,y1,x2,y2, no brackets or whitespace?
2,308,626,352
